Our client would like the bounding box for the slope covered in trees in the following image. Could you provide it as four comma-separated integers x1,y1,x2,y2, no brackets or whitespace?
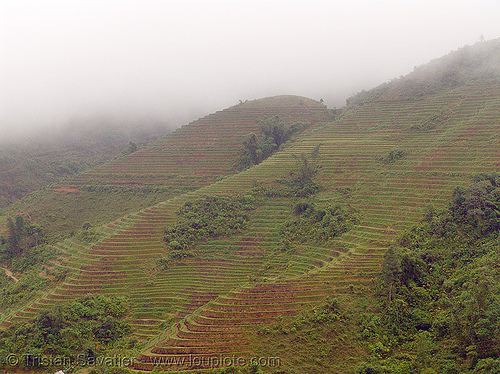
363,173,500,373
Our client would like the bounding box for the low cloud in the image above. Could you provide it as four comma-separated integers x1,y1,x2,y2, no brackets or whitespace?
1,0,499,141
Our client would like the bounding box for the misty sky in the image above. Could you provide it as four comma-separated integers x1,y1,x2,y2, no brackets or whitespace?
1,0,500,139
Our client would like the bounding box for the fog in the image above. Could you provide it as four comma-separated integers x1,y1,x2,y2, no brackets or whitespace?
1,0,500,141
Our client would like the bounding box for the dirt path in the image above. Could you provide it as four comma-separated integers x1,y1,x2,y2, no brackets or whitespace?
0,266,19,283
53,187,78,192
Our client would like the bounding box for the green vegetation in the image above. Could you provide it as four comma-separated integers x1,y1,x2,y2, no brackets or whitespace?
248,175,500,374
0,243,64,316
251,297,367,373
357,174,500,373
0,215,45,258
2,97,327,241
0,295,132,371
0,40,500,374
280,200,359,247
379,149,408,164
0,273,49,316
236,116,306,170
164,364,268,374
254,152,320,198
410,110,451,131
278,153,320,197
8,185,194,242
163,195,257,251
347,38,500,107
76,223,104,244
0,123,168,209
0,216,58,313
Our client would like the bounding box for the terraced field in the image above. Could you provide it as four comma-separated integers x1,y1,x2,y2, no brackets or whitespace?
134,82,500,371
6,95,331,239
62,96,331,189
1,80,499,372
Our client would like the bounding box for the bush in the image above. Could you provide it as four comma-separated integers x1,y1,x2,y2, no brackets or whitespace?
379,149,408,164
279,200,359,246
277,153,320,197
473,358,500,374
1,215,45,258
0,295,130,370
163,195,256,251
374,174,500,371
235,116,307,170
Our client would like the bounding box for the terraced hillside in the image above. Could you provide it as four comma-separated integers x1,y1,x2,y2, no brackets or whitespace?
2,41,500,373
66,96,328,188
2,79,499,371
5,95,331,239
133,80,500,371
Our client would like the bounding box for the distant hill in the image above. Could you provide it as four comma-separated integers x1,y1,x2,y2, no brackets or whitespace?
0,121,169,210
347,38,500,105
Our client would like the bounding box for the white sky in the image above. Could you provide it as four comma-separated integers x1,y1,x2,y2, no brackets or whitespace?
1,0,500,138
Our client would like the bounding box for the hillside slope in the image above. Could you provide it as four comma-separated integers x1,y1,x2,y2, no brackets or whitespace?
1,40,500,373
0,123,168,209
3,96,330,239
131,40,500,372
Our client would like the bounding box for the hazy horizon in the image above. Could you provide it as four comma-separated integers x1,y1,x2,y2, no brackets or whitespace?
2,0,500,141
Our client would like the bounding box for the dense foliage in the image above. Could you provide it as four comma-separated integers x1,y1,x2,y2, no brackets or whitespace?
0,215,45,258
279,200,359,248
250,153,320,199
163,195,256,252
0,245,66,321
0,295,131,371
277,153,320,197
360,173,500,373
236,116,306,170
379,149,408,164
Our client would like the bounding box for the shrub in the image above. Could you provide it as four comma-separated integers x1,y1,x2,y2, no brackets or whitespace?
163,195,256,251
1,215,45,258
374,174,500,371
279,200,359,246
379,149,408,164
277,153,320,197
0,295,130,370
235,116,307,170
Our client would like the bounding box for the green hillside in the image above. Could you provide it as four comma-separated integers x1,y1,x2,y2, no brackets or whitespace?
2,96,331,240
1,39,500,374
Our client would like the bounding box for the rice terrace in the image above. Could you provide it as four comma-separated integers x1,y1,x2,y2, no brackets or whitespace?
1,28,500,374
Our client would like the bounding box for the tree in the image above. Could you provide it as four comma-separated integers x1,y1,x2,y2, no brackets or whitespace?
236,116,307,170
259,115,287,148
286,153,319,197
4,215,45,258
242,133,261,166
6,216,25,257
380,246,401,304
